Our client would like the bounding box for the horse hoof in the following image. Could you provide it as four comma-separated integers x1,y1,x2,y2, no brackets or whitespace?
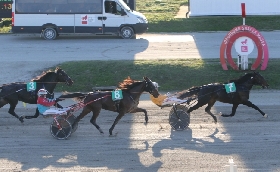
19,116,24,123
98,128,104,134
263,114,268,118
109,132,118,137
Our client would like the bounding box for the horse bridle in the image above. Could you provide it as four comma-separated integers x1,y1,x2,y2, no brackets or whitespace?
234,73,266,90
145,81,155,95
57,70,72,85
252,73,268,88
64,75,72,85
245,74,263,87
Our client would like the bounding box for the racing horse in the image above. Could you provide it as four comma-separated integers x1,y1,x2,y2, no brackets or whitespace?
59,76,159,136
176,72,269,123
0,67,73,122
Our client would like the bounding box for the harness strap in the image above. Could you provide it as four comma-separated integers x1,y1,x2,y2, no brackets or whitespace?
0,88,27,99
129,95,137,104
15,88,25,93
69,95,111,112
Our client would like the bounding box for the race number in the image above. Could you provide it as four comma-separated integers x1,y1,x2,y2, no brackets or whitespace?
27,82,36,92
224,82,236,93
112,90,123,101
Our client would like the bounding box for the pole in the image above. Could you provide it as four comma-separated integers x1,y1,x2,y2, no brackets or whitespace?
241,3,248,70
241,3,246,25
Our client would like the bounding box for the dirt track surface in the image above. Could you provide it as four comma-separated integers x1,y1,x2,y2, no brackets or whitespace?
0,91,280,172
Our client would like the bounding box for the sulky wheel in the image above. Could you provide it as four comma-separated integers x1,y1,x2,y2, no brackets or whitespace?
169,104,190,130
66,113,78,133
50,115,72,140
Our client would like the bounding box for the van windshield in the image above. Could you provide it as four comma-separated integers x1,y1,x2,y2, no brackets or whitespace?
117,0,131,11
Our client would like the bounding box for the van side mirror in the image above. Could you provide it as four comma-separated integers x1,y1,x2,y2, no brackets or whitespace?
121,9,127,16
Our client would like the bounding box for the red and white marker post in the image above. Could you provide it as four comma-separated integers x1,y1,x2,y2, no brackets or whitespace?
220,3,269,71
238,3,249,70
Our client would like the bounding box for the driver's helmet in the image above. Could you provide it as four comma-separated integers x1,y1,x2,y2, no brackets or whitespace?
152,82,160,89
38,89,48,97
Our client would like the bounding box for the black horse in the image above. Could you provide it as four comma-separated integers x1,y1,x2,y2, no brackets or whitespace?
0,67,73,122
176,72,269,122
59,76,159,136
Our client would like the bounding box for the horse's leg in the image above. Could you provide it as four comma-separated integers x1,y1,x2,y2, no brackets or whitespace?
129,107,148,124
8,103,24,123
242,101,267,117
0,98,24,122
221,104,239,117
0,100,21,121
109,112,125,136
89,108,104,134
0,99,8,109
73,107,90,126
205,99,217,123
24,108,40,119
187,103,202,113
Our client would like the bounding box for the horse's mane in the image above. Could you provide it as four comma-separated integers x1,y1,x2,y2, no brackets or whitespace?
31,70,55,82
118,77,142,90
228,73,253,84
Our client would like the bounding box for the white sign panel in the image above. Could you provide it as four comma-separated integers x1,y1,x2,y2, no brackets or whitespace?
234,36,254,55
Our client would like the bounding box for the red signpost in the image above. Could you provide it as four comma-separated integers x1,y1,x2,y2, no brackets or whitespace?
241,3,246,17
220,3,269,70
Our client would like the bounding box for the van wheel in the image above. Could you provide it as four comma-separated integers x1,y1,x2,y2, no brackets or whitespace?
120,26,134,39
42,28,57,40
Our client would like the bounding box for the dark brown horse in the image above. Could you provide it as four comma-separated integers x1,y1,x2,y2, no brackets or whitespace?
176,72,269,122
0,67,73,122
59,76,159,136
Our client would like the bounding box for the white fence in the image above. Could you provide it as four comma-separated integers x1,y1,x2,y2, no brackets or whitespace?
189,0,280,16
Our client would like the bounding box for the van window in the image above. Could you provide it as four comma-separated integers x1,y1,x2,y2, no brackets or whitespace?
15,0,102,14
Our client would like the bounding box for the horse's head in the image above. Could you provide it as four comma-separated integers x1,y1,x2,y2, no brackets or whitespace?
55,68,74,86
143,76,159,98
252,72,269,88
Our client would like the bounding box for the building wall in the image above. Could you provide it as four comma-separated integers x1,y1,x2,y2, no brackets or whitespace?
189,0,280,16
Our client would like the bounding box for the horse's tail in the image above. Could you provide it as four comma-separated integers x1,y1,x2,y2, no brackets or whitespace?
59,92,88,102
176,86,201,99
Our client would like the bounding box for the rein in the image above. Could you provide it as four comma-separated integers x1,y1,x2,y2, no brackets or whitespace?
129,81,154,95
69,95,111,112
31,81,65,84
87,95,111,104
125,81,151,104
129,95,138,104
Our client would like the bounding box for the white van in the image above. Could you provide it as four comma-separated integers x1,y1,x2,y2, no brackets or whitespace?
12,0,148,39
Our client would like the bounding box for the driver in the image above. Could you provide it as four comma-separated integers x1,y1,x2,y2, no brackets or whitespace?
37,89,70,117
150,82,186,107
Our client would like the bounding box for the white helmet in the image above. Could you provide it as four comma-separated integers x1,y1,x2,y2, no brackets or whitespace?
152,82,160,88
38,89,47,96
